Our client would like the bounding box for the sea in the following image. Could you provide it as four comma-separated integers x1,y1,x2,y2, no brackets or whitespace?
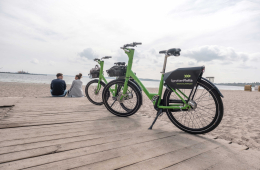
0,73,246,90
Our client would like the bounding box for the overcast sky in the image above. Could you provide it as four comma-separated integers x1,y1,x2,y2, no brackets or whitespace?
0,0,259,83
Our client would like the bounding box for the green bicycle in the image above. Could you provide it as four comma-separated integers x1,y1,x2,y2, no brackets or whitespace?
86,56,142,108
85,56,112,105
102,42,224,134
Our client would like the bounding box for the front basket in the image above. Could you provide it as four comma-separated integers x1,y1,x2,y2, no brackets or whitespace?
89,65,100,79
106,66,126,77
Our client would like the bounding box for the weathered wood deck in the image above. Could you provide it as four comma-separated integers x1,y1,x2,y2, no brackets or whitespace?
0,97,259,170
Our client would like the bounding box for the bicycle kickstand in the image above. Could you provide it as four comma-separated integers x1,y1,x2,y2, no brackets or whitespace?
148,109,163,130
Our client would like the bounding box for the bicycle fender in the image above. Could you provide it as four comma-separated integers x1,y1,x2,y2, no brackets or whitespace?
201,77,224,98
130,79,142,92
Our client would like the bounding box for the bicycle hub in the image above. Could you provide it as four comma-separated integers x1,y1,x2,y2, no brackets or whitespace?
188,100,197,111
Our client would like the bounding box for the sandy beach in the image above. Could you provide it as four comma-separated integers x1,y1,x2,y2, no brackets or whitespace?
1,81,260,151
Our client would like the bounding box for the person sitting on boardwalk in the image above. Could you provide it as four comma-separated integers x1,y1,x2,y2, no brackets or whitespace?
50,73,67,97
67,73,84,98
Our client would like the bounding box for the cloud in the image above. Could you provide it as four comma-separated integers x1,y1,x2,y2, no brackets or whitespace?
221,61,233,65
149,49,161,58
113,49,144,64
250,53,260,62
78,48,99,60
182,45,249,62
237,64,257,69
0,0,259,83
170,0,242,16
188,61,196,66
31,58,39,64
49,61,56,66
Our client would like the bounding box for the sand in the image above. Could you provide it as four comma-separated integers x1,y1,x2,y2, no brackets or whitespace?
0,81,260,151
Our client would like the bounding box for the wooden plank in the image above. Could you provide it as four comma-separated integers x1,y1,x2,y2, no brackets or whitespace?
1,113,119,124
0,97,22,107
0,114,147,133
1,114,107,122
10,106,107,112
25,134,208,170
3,111,106,119
0,116,155,141
0,128,172,155
0,121,154,147
164,145,260,170
120,142,220,170
0,116,128,129
163,147,226,170
0,118,151,138
0,132,175,167
208,157,258,170
0,112,158,129
7,107,108,114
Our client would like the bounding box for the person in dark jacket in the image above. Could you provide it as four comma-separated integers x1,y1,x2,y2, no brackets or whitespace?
50,73,67,97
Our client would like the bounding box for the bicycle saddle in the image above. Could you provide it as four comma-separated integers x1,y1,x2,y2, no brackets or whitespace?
114,62,126,65
159,48,181,56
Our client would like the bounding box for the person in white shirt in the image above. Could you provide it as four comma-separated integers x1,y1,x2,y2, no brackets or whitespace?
67,73,84,98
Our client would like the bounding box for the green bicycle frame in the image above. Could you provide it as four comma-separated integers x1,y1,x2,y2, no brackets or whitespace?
121,49,191,110
96,60,117,97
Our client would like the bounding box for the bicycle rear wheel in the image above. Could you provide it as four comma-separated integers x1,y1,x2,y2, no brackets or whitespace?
85,79,105,105
163,78,224,134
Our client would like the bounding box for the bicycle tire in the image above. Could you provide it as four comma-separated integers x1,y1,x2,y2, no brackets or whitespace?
102,79,142,117
163,78,224,134
85,79,106,105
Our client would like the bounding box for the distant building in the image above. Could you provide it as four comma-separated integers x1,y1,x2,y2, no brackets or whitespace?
206,77,214,83
17,70,29,74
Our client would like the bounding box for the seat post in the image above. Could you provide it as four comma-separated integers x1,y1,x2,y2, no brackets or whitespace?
161,54,169,74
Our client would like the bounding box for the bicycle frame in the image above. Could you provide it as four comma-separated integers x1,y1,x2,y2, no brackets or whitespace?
95,60,119,97
121,49,191,110
96,60,107,90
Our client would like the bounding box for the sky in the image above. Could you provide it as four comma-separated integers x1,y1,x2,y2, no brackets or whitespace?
0,0,259,83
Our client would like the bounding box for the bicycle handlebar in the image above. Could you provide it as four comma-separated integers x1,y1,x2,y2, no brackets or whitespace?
102,56,112,59
134,42,142,45
121,42,142,49
94,56,112,61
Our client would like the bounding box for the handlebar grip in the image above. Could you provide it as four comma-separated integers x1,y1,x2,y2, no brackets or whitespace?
101,56,112,59
134,42,142,45
159,50,167,54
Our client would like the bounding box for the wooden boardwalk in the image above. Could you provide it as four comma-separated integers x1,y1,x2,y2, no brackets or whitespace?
0,97,259,170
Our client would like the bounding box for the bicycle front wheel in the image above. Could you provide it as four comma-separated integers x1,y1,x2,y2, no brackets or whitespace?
102,79,142,117
163,79,224,134
85,79,106,105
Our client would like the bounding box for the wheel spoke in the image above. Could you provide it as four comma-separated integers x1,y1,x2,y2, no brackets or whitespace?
110,100,117,107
